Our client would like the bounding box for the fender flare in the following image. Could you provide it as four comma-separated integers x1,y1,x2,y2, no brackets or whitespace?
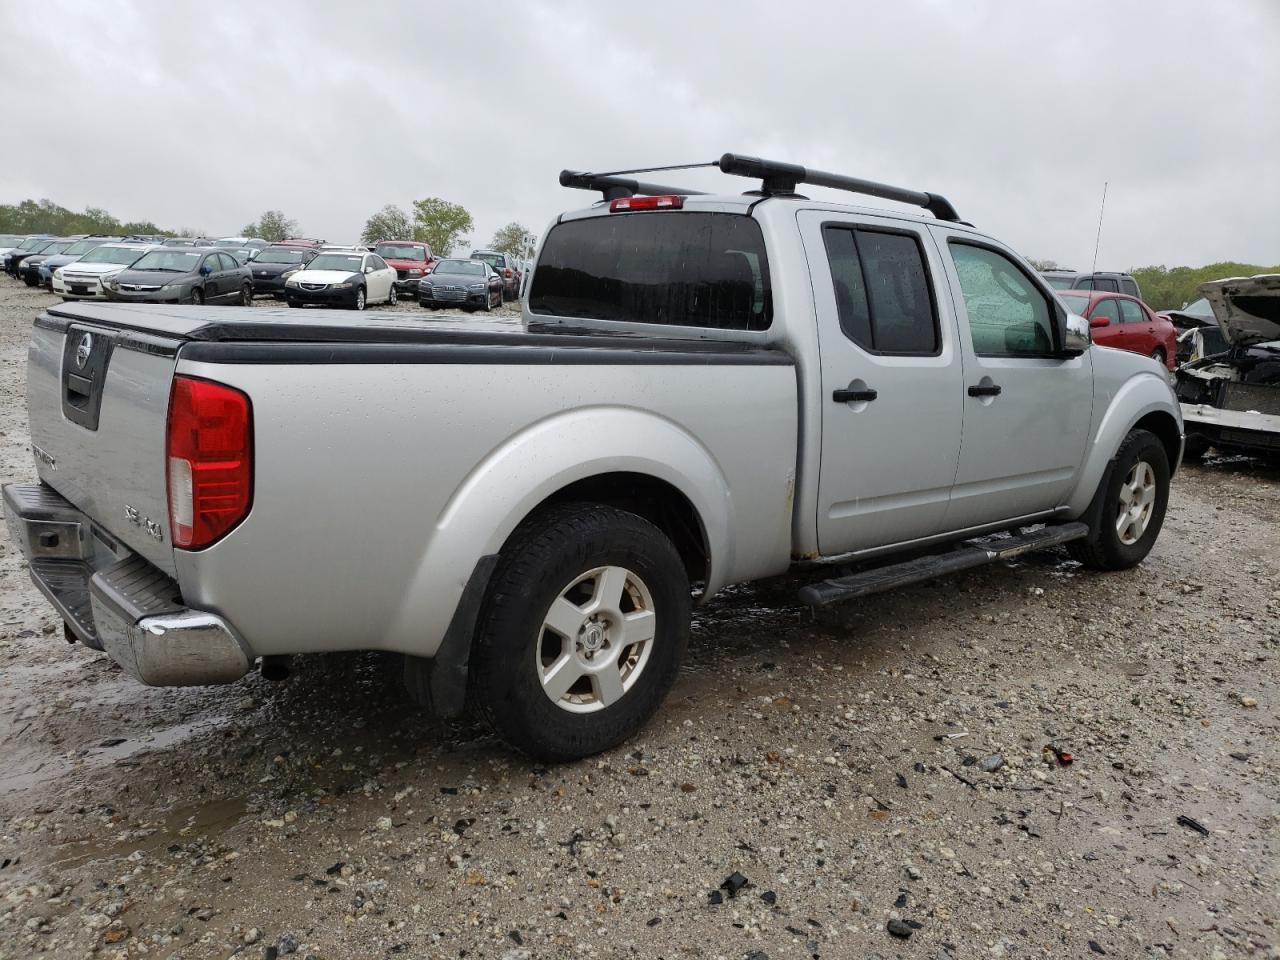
1067,371,1183,516
389,405,733,663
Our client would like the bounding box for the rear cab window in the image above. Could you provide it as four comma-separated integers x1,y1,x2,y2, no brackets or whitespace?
529,211,772,330
822,225,938,354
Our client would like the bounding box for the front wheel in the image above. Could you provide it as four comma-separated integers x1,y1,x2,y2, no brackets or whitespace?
352,287,366,311
190,288,204,306
469,503,691,761
1068,428,1170,570
239,283,253,306
388,285,398,306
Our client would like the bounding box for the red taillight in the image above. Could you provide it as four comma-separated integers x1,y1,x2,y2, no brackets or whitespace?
166,376,252,549
608,195,684,212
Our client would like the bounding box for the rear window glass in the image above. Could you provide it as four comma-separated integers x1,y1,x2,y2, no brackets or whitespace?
530,212,772,330
822,226,938,354
1044,276,1075,290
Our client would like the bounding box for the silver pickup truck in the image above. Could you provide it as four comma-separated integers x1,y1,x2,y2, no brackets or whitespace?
4,154,1183,760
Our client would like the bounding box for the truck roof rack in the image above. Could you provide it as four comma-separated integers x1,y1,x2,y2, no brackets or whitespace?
559,153,964,223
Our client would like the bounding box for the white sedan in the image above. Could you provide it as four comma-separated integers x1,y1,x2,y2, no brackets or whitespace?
283,251,397,310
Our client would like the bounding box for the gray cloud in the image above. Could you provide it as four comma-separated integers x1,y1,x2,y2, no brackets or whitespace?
2,0,1276,268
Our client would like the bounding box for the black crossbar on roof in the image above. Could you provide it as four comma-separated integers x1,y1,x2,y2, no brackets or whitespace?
558,152,963,223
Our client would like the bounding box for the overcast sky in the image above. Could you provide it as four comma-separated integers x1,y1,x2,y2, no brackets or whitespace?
3,1,1276,268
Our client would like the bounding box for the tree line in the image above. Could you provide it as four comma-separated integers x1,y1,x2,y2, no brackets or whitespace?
1028,257,1280,310
0,197,537,259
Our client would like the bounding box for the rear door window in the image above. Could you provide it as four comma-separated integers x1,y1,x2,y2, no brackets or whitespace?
1118,299,1144,324
822,225,938,354
529,212,772,330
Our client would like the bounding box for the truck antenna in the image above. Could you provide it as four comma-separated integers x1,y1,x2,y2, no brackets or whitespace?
1090,181,1108,274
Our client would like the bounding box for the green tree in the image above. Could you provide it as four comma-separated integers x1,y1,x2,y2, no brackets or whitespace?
490,222,536,258
411,198,473,257
1026,257,1059,271
1128,262,1280,311
360,204,413,245
242,210,298,243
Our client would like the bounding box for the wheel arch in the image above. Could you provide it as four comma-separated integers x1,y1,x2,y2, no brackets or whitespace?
388,406,733,662
1066,371,1184,516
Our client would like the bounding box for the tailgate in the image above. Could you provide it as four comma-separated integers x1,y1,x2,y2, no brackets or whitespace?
26,315,180,575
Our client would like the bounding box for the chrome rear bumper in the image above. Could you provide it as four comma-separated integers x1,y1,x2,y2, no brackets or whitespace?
3,482,252,686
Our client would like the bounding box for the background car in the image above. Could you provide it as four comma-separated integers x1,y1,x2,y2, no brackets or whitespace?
0,234,25,259
1058,289,1177,369
248,244,318,297
284,250,397,310
470,249,522,300
214,237,269,253
53,242,152,299
1042,269,1142,298
417,258,504,312
17,238,76,285
4,235,56,276
103,247,252,305
1157,295,1218,333
36,236,123,289
373,239,434,295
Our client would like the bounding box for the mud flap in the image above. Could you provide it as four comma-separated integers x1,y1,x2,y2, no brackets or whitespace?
403,554,499,717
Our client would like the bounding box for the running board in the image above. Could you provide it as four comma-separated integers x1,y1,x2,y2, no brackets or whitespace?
798,522,1089,608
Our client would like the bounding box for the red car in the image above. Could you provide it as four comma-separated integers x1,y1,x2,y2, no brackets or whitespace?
1057,290,1178,371
373,240,435,295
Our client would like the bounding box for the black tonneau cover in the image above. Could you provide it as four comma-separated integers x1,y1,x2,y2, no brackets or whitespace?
37,303,792,366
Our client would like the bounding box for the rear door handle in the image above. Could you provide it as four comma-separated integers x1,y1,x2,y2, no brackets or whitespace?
833,388,878,403
967,384,1002,397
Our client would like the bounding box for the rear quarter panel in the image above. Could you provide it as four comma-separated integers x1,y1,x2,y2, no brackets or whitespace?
172,356,798,658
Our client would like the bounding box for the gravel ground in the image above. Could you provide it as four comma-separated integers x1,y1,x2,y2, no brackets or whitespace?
0,280,1276,960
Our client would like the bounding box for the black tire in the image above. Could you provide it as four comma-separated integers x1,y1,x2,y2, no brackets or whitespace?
190,288,204,305
1151,347,1166,366
388,285,398,306
469,503,691,762
1067,428,1170,571
239,283,253,306
1182,434,1210,461
353,287,366,311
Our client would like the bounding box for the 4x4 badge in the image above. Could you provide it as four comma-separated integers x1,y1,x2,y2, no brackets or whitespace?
75,333,93,369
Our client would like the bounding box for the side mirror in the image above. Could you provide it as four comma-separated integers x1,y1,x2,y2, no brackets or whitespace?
1089,316,1110,329
1063,313,1092,352
364,265,374,274
199,265,212,276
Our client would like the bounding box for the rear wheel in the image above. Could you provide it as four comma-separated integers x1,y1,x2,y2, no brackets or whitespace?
1068,428,1170,570
239,282,253,306
388,285,398,306
470,503,690,761
1150,347,1166,366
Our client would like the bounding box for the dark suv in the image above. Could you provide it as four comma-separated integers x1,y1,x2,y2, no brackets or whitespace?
1041,270,1142,299
470,249,522,301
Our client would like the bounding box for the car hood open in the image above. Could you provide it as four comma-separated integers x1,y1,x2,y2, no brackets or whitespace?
1199,274,1280,346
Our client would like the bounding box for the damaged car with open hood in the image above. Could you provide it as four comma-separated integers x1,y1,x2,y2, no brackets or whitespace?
1175,274,1280,459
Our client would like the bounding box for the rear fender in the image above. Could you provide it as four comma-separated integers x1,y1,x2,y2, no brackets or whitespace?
388,406,732,657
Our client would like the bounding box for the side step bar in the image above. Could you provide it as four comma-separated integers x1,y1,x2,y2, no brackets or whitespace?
798,523,1089,608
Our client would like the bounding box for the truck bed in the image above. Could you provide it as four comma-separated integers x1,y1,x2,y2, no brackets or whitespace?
24,302,798,661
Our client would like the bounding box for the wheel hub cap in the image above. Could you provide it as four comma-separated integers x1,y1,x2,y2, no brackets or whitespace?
1116,460,1156,545
536,565,657,714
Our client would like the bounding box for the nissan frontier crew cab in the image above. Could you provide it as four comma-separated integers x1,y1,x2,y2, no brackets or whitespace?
4,154,1183,761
